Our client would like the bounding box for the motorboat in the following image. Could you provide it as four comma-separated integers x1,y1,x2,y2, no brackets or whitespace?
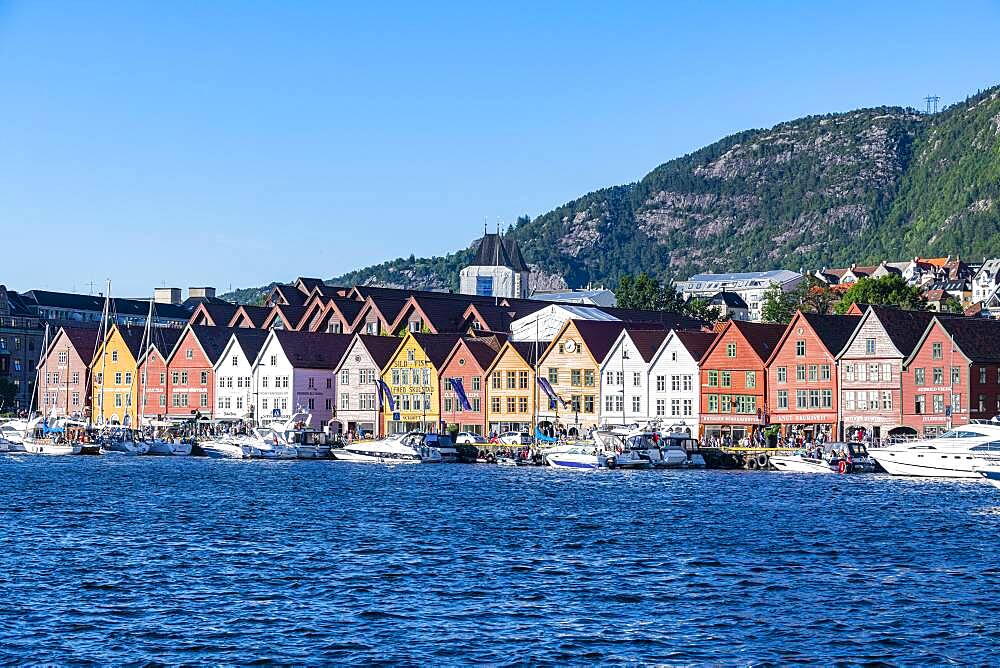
267,412,332,459
660,431,706,468
0,419,28,446
545,444,608,470
413,433,458,463
592,426,653,469
770,442,877,474
975,461,1000,490
869,423,1000,478
100,427,150,455
144,439,193,456
241,427,298,460
198,438,249,459
332,433,423,464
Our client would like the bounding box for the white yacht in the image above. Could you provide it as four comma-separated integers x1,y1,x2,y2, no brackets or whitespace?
332,433,423,464
198,438,249,459
771,442,877,474
545,444,608,470
975,462,1000,490
870,423,1000,478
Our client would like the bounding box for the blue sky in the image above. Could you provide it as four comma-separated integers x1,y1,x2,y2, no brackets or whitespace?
1,1,998,297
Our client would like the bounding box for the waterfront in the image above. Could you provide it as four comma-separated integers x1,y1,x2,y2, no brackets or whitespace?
1,458,999,664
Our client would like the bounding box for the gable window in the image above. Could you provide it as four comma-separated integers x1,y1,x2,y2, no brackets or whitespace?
707,370,718,387
932,342,943,360
111,350,118,363
270,355,277,366
726,343,737,358
186,349,194,360
232,356,238,366
865,338,876,355
795,340,805,356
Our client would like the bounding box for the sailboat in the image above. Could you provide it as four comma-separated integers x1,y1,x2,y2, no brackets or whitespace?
137,298,190,456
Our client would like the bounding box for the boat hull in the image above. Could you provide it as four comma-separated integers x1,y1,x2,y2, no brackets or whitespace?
976,466,1000,490
870,451,985,478
769,455,835,474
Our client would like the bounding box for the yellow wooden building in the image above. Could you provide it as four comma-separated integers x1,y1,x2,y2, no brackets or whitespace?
90,324,145,425
381,332,460,434
483,340,544,436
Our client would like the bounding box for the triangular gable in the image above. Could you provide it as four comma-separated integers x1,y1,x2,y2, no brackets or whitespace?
377,332,411,375
188,302,217,326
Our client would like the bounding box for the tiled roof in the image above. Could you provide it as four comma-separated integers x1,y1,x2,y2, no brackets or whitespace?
674,330,717,362
188,326,238,365
194,302,240,326
626,329,671,363
272,305,309,330
295,277,325,293
356,335,404,370
113,325,148,361
25,290,191,320
869,306,947,357
510,340,549,367
599,307,706,331
411,333,463,369
329,297,364,325
571,320,629,363
801,313,861,357
233,329,270,363
271,284,307,306
459,335,506,370
938,318,1000,363
410,296,473,333
147,327,183,359
730,321,786,362
233,305,271,328
708,291,748,309
57,326,101,363
274,331,352,369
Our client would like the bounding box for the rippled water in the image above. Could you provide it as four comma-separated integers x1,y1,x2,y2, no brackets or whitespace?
1,457,998,665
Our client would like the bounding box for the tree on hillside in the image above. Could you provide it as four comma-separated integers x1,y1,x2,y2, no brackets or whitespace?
833,275,926,314
615,273,685,312
760,276,837,323
940,295,964,314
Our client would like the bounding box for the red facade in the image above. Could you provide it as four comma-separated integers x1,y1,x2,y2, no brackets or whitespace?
138,348,170,419
439,338,499,435
699,321,784,440
165,328,215,418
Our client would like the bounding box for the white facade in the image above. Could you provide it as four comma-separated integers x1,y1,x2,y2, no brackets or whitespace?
213,335,256,421
647,331,701,435
676,270,803,322
972,259,1000,304
459,265,528,299
510,304,619,342
251,334,338,425
599,332,653,427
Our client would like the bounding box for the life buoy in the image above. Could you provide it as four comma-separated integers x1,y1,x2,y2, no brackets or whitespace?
838,460,848,474
756,453,769,468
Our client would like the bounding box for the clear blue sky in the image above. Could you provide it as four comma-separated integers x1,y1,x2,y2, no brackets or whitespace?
2,1,998,297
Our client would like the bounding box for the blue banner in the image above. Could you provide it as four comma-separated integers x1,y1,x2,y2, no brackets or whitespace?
376,379,396,412
536,377,567,409
448,378,472,411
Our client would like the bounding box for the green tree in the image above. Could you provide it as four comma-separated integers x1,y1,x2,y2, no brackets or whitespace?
940,295,964,314
615,273,686,312
762,276,837,323
684,298,724,322
760,284,796,324
834,274,926,314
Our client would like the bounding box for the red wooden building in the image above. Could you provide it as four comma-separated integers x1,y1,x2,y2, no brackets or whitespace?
438,335,505,435
901,317,1000,435
137,328,183,422
163,325,234,419
699,320,785,442
765,311,859,442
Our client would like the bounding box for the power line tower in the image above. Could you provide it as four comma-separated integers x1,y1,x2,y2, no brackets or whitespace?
924,95,940,114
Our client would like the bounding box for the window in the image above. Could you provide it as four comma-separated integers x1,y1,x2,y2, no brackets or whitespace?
683,375,692,391
683,399,692,416
807,365,817,382
981,367,987,384
606,371,614,385
507,370,517,389
880,363,891,382
933,394,945,414
708,370,718,387
952,367,961,385
71,392,79,406
915,395,925,415
933,368,943,385
707,394,718,413
721,371,731,388
627,395,638,413
979,394,987,412
444,398,452,412
777,366,786,383
720,395,731,412
186,349,194,360
491,397,501,413
865,338,876,355
656,375,665,391
262,398,268,410
671,375,680,391
58,351,67,364
262,376,268,388
745,371,756,388
282,376,289,388
671,398,680,416
270,355,277,366
115,372,122,385
360,394,376,411
160,373,166,385
232,356,238,366
548,368,558,384
585,370,596,387
632,371,640,387
792,365,803,381
820,365,831,381
341,370,350,385
796,390,807,409
115,394,122,407
200,394,208,408
881,391,892,410
795,340,805,356
491,372,501,389
915,368,925,385
952,394,961,412
777,390,788,409
809,389,820,408
124,372,132,386
200,371,208,385
472,376,481,391
226,377,233,389
726,343,737,358
507,397,516,413
844,391,855,411
111,350,118,362
516,397,527,413
475,276,493,296
932,342,942,360
656,399,665,416
570,370,581,386
327,377,333,389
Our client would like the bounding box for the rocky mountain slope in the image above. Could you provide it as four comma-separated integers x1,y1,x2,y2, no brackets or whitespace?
223,84,1000,303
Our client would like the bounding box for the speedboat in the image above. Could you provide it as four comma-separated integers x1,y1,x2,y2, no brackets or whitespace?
592,427,653,469
198,438,248,459
771,442,877,474
332,433,422,464
545,444,608,470
869,423,1000,478
975,462,1000,489
413,433,458,463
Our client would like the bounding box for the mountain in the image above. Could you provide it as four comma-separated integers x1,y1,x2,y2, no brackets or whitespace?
222,84,1000,304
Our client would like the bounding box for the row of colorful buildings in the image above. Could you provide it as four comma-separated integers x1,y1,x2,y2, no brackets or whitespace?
33,287,1000,440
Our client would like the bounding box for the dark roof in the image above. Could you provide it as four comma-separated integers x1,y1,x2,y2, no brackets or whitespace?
193,302,240,326
147,327,183,360
936,318,1000,364
273,331,351,369
329,297,364,325
186,326,238,365
295,277,325,293
571,320,629,362
233,328,270,363
234,305,271,328
113,325,148,361
708,291,748,309
598,307,706,330
271,284,307,307
182,295,232,308
801,313,861,357
869,306,949,357
58,326,101,363
456,335,505,370
626,329,671,363
356,335,404,370
730,321,786,362
411,333,463,369
674,330,717,362
369,297,409,326
472,233,529,271
510,340,550,367
1,286,37,317
273,305,309,329
25,290,191,320
411,296,472,333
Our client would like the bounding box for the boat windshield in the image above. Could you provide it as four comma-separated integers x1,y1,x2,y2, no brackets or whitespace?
939,429,986,439
625,435,657,450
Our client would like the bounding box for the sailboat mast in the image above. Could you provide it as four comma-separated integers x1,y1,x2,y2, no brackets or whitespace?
139,298,153,427
97,280,111,426
30,323,49,418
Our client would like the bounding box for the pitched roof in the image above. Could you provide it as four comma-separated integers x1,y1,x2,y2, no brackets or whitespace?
25,290,191,320
230,305,271,328
800,312,861,357
1,285,38,317
458,335,506,370
294,277,325,293
598,307,706,330
868,306,948,357
273,331,351,369
729,320,786,362
938,318,1000,363
708,291,748,309
147,327,183,360
407,296,473,333
472,233,529,271
268,304,309,330
270,284,307,306
571,320,629,363
356,334,405,369
410,333,463,369
509,340,549,367
233,328,270,363
57,326,101,363
191,302,239,326
329,297,364,326
112,325,148,361
186,326,238,365
673,330,717,362
626,329,671,362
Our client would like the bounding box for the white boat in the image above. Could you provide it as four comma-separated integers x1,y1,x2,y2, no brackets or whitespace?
770,454,837,474
199,438,249,459
592,426,653,469
545,444,607,470
100,428,150,455
0,419,28,445
332,433,422,464
975,463,1000,490
771,442,877,474
869,423,1000,478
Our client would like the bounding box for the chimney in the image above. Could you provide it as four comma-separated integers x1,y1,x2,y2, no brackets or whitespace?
154,287,182,305
188,287,216,300
850,263,856,270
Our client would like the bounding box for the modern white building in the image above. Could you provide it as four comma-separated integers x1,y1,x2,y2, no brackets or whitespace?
251,330,351,425
459,232,531,299
598,329,669,427
972,259,1000,304
647,329,717,436
676,270,804,322
509,304,620,342
213,329,269,422
531,288,617,307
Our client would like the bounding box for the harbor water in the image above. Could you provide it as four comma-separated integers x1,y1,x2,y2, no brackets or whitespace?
1,457,998,664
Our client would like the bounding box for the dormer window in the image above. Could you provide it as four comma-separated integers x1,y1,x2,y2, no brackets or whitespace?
407,350,415,362
111,350,118,362
186,349,194,359
270,355,278,366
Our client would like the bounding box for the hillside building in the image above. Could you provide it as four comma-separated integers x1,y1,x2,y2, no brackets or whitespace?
459,233,530,300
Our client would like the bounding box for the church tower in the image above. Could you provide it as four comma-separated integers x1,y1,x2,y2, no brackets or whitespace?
459,231,530,299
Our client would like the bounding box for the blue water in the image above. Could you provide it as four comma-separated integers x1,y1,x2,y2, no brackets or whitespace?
1,458,999,665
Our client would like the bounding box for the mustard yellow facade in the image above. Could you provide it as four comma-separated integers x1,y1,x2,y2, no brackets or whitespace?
90,324,140,425
382,333,441,434
536,321,601,434
484,342,537,434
